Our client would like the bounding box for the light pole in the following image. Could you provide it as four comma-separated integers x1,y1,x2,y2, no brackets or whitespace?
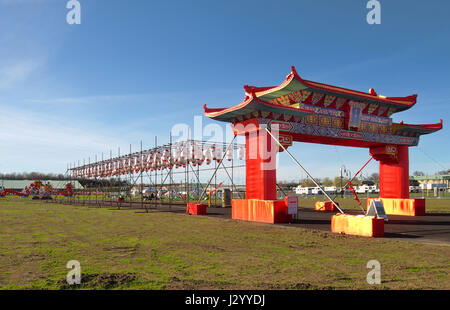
340,165,351,198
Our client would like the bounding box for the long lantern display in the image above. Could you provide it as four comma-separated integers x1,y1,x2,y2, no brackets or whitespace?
70,141,245,179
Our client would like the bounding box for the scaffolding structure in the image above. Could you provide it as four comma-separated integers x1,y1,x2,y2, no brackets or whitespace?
54,137,246,210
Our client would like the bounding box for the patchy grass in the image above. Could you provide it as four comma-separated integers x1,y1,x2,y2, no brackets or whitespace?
0,200,448,290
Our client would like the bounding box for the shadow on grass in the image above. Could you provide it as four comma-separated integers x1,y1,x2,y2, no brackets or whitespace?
423,213,450,217
292,219,331,225
57,273,138,290
387,219,450,226
383,232,421,239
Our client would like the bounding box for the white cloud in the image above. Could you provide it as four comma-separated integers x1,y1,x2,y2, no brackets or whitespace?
24,94,140,105
0,60,41,90
0,107,128,172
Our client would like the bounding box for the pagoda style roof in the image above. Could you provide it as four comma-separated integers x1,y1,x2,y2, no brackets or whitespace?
204,66,418,122
204,66,443,147
392,120,443,137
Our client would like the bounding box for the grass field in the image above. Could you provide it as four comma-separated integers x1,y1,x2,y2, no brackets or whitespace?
0,200,449,290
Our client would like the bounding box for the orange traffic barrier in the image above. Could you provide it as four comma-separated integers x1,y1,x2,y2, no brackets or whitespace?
315,201,338,211
186,203,207,215
367,198,425,216
331,214,384,237
232,199,292,224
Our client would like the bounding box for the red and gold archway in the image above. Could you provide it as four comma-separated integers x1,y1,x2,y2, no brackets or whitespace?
204,66,442,223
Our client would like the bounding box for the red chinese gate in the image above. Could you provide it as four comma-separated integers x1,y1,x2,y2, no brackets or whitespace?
204,66,442,223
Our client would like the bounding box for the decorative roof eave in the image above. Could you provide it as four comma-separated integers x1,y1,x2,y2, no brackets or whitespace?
392,119,443,135
244,67,417,111
204,66,420,121
203,94,310,122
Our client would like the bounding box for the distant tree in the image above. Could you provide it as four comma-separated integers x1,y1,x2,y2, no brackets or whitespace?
333,176,342,187
368,173,379,183
413,171,425,176
301,178,316,187
332,175,362,187
322,177,333,187
277,180,299,188
0,172,70,180
361,180,375,186
351,178,362,186
409,179,420,186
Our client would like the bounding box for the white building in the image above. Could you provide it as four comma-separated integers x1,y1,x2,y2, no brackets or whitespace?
419,183,446,190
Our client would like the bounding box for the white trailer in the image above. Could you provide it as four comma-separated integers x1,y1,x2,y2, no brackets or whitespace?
324,186,337,194
311,187,321,195
294,186,312,195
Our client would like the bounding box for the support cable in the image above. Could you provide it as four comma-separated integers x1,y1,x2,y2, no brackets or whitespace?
263,126,344,214
217,161,244,199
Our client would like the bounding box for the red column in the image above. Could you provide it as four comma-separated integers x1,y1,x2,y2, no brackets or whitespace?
379,145,410,199
245,129,277,200
369,145,425,216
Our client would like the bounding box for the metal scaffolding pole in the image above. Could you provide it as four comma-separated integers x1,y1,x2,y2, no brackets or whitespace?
68,137,246,209
155,136,157,205
140,140,145,211
117,147,121,210
197,135,237,204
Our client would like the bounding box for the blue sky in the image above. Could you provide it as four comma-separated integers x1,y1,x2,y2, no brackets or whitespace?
0,0,449,183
